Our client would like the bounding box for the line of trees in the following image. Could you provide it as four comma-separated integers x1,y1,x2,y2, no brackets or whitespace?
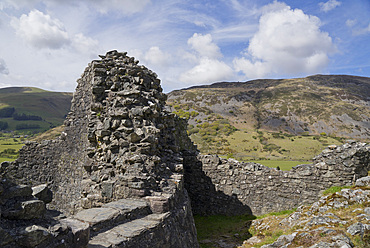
0,107,42,121
15,124,40,130
0,107,15,118
13,113,42,121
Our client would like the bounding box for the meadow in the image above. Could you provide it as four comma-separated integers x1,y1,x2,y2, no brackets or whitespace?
0,134,24,162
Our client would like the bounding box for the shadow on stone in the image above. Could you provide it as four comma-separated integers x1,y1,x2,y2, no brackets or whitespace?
184,151,253,217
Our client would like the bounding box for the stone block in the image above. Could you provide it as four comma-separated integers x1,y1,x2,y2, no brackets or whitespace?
32,184,53,204
101,181,114,198
60,218,90,247
355,176,370,186
4,185,32,199
74,207,120,230
21,199,46,219
18,225,51,247
146,196,170,213
0,227,14,246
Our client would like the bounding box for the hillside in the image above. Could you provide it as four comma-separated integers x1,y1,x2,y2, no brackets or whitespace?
0,87,72,133
166,75,370,160
167,75,370,160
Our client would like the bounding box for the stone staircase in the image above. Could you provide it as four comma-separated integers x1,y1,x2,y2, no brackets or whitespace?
88,212,169,247
63,198,172,248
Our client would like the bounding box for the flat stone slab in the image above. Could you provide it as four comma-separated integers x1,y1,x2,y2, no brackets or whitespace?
75,207,120,226
73,199,151,236
88,213,167,247
103,198,148,211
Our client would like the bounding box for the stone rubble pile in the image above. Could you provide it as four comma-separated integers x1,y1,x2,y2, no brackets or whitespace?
0,178,89,247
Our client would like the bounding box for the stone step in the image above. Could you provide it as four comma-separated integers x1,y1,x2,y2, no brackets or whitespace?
73,198,151,236
88,212,170,248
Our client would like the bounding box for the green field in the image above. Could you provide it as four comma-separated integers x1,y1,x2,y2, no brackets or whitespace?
0,135,24,162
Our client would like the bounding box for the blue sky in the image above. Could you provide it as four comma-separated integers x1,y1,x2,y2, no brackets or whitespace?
0,0,369,92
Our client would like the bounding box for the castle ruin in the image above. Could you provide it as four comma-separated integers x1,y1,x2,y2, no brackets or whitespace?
0,51,369,247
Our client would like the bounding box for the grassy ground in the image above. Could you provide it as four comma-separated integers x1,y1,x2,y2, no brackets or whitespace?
195,185,370,248
222,130,342,161
194,214,255,248
0,135,24,162
194,209,297,248
195,128,342,164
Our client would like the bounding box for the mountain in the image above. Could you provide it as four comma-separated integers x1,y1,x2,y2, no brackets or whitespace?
0,87,72,133
166,75,370,160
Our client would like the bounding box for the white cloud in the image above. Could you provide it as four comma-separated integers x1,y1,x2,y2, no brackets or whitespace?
234,2,335,78
187,33,222,59
71,33,100,57
345,19,357,28
179,33,234,85
0,58,9,75
180,58,233,85
11,9,100,56
144,46,171,67
353,23,370,36
319,0,341,12
11,10,70,49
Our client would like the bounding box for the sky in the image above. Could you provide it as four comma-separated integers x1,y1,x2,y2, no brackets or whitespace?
0,0,369,93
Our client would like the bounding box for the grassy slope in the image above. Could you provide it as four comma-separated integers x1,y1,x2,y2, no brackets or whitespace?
0,87,72,132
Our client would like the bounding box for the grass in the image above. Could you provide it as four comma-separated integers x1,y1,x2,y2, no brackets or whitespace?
223,130,342,161
195,184,370,248
322,185,352,195
194,208,298,248
194,214,255,248
0,135,24,162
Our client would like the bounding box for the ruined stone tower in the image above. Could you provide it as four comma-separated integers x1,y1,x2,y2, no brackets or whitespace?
1,50,199,247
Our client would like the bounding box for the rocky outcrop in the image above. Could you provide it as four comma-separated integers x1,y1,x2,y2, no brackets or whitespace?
242,176,370,248
0,179,89,247
185,141,369,216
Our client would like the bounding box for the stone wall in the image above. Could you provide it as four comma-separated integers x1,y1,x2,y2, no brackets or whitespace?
185,141,369,216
